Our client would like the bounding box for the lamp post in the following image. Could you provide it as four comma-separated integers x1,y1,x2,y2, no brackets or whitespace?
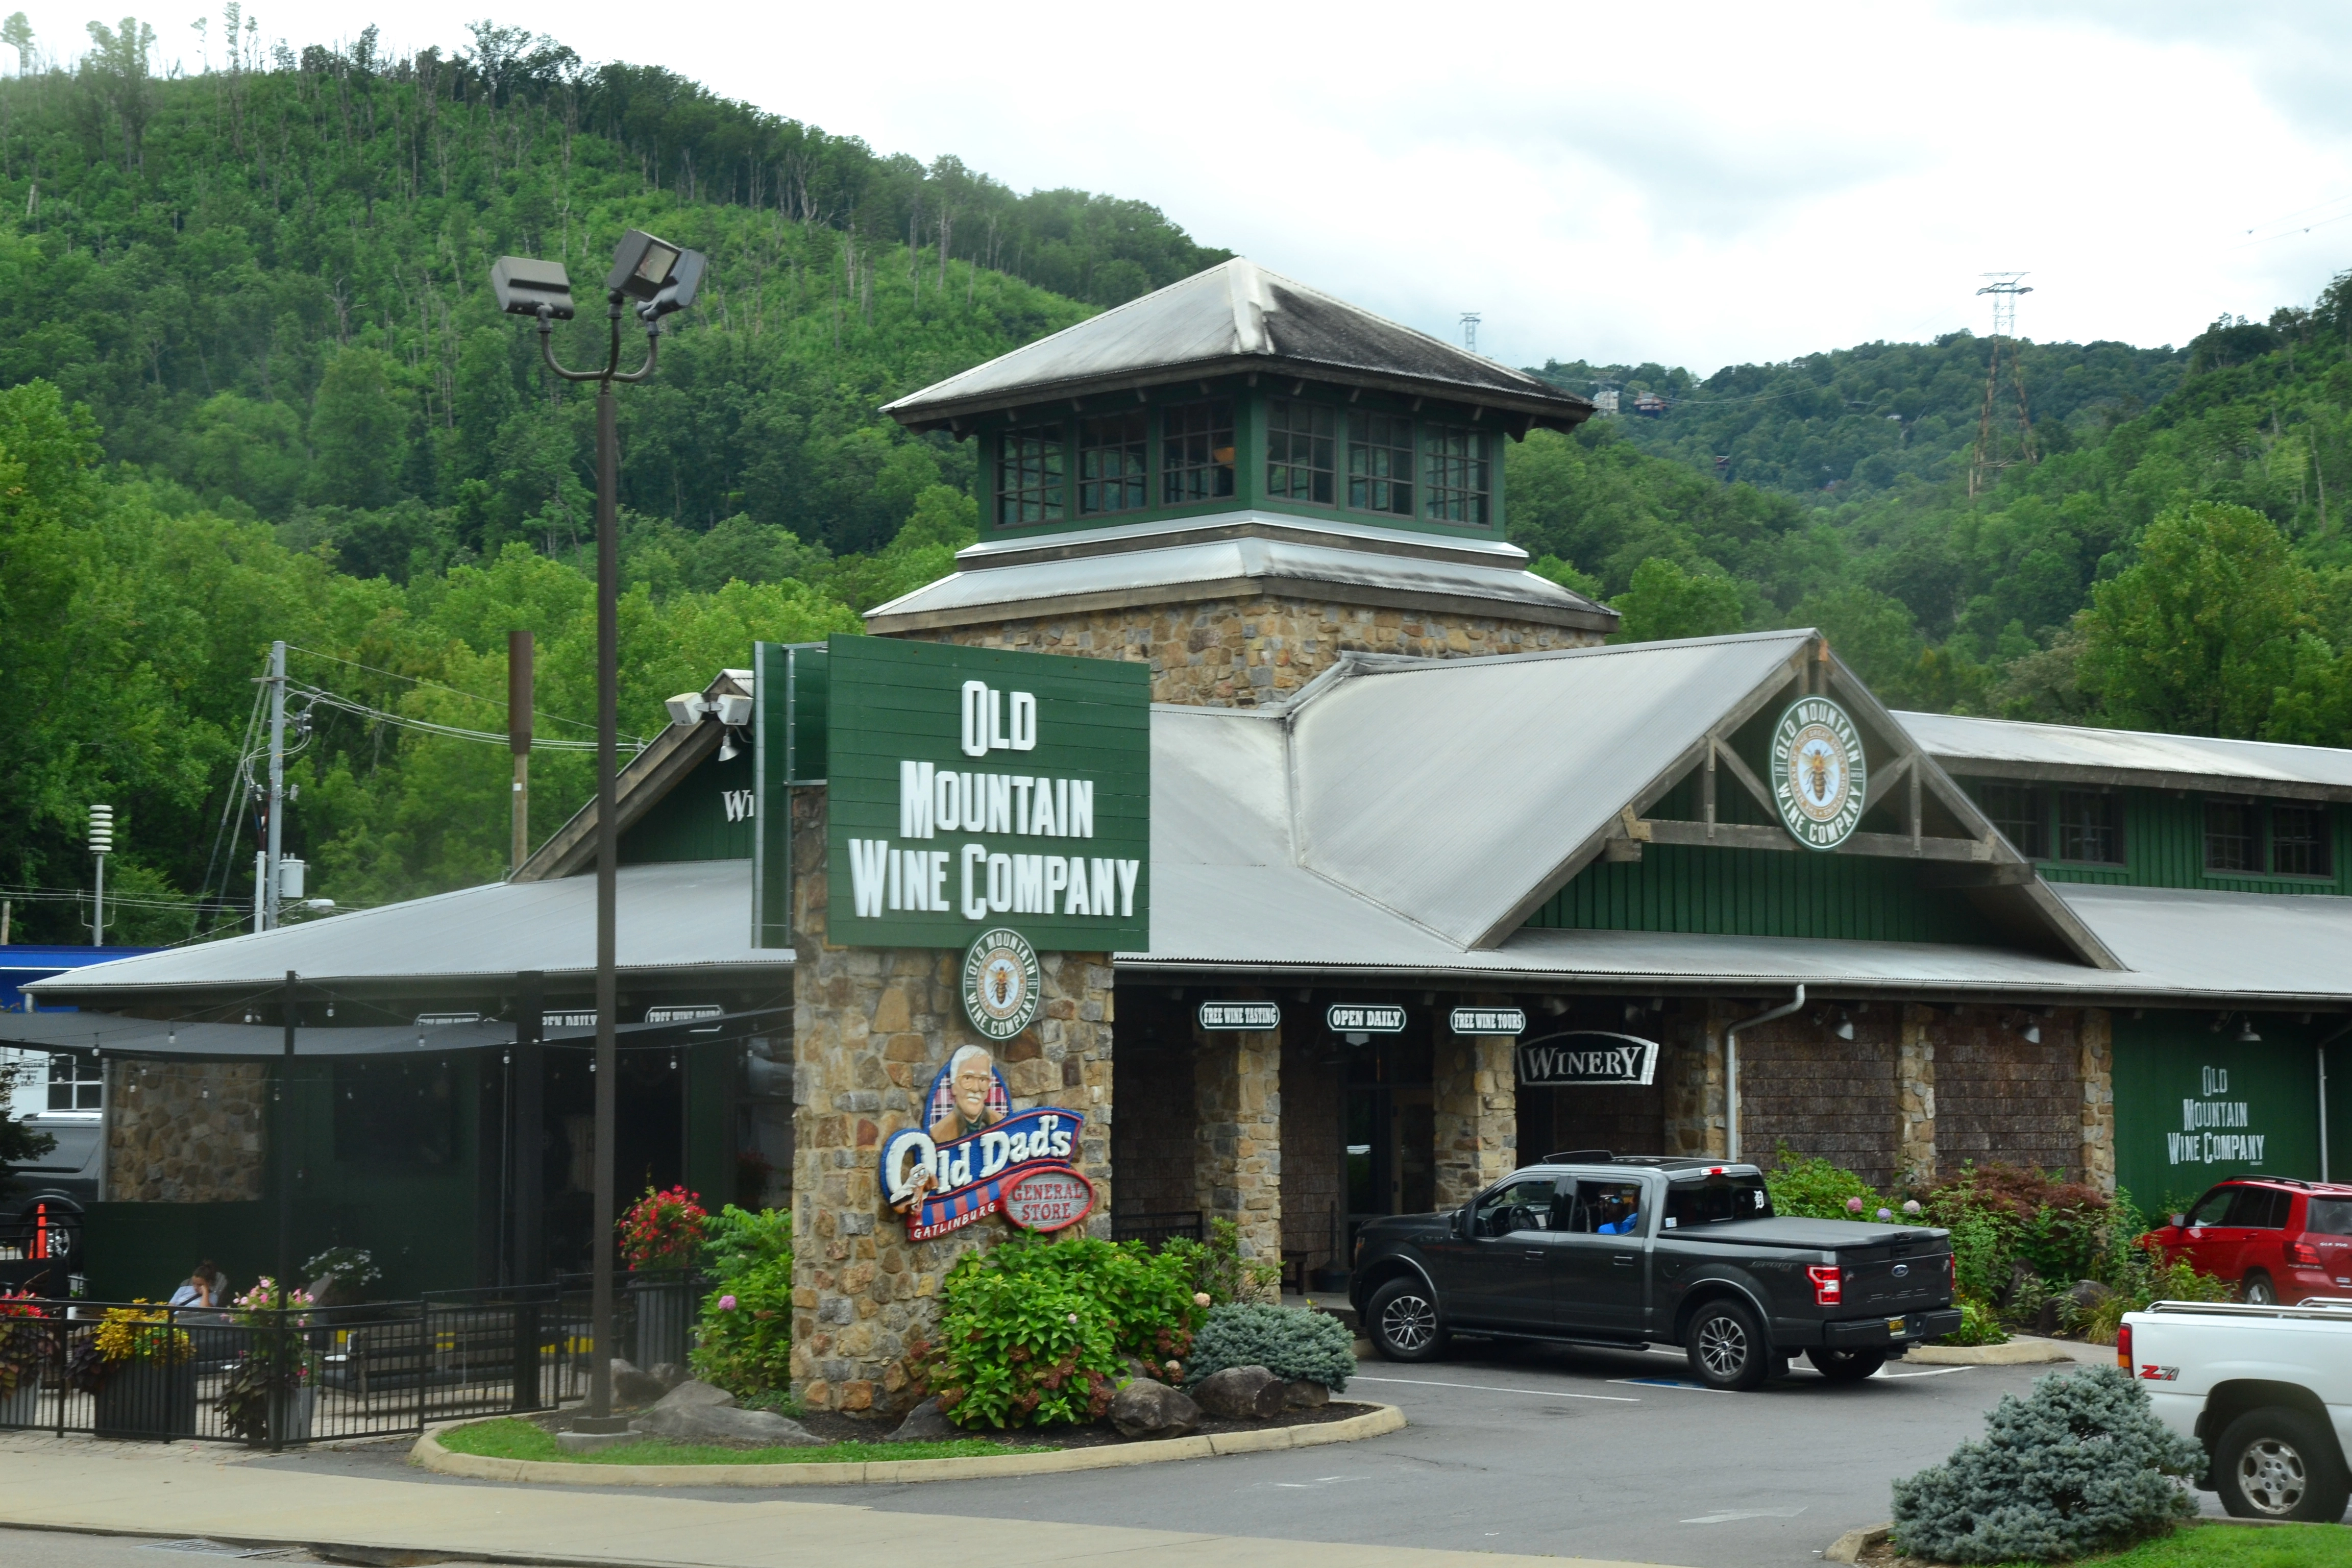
88,804,112,944
493,231,704,1426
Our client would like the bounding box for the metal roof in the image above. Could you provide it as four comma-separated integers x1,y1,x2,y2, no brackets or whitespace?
862,514,1613,632
1895,709,2352,802
881,260,1595,429
24,861,787,1000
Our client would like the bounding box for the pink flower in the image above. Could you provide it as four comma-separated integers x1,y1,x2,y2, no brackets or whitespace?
1845,1197,1865,1213
718,1294,739,1311
1902,1200,1922,1215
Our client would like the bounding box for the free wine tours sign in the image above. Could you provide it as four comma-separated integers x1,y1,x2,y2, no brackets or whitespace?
824,635,1150,950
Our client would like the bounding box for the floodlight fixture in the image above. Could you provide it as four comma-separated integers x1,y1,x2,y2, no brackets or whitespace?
665,693,711,726
639,248,706,323
2236,1018,2263,1043
1832,1011,1856,1042
491,255,576,320
713,693,752,727
607,229,683,302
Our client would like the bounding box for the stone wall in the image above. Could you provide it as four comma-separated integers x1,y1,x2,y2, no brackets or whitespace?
1937,1009,2084,1181
1193,1021,1281,1268
788,786,1117,1416
1737,1004,1902,1187
1896,1006,1938,1190
105,1060,267,1203
2079,1009,2115,1194
906,595,1605,708
1432,1020,1515,1209
1662,1009,1727,1159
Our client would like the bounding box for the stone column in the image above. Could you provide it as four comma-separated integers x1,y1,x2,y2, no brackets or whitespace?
789,786,1117,1415
1664,1003,1729,1158
1897,1003,1939,1190
2079,1008,2116,1195
1192,1019,1281,1276
1434,1007,1516,1208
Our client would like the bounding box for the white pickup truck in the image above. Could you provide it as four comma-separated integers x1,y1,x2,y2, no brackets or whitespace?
2121,1298,2352,1523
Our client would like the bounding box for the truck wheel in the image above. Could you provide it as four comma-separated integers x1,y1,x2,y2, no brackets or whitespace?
1367,1278,1449,1363
2215,1407,2351,1522
2240,1271,2278,1306
1807,1348,1888,1383
1686,1300,1771,1391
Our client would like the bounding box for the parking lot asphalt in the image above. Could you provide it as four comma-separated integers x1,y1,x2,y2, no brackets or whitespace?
240,1336,2219,1568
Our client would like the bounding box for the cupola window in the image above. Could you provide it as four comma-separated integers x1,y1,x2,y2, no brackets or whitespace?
1421,425,1490,525
1077,412,1149,514
996,422,1067,526
1265,399,1336,505
1347,412,1414,516
1162,400,1236,505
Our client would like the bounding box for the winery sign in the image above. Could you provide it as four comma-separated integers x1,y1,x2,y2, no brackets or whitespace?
1516,1032,1660,1087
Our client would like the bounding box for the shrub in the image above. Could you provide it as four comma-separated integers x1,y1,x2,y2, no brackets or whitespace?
691,1206,792,1396
2065,1254,2233,1347
1182,1305,1356,1392
1936,1299,2010,1347
920,1233,1208,1428
1891,1366,2202,1563
1160,1216,1283,1305
1944,1206,2018,1304
1765,1148,1890,1220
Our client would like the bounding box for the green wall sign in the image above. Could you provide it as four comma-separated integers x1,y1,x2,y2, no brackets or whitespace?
2112,1014,2323,1205
822,635,1149,950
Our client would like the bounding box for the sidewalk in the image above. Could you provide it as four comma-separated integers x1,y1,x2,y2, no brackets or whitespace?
0,1433,1684,1568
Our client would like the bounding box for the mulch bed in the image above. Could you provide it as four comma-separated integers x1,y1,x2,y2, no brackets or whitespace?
536,1398,1380,1450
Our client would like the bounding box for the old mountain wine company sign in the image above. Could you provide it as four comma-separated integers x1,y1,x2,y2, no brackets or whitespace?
1770,696,1868,850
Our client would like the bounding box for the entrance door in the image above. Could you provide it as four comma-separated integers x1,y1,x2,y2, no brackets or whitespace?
1343,1030,1437,1254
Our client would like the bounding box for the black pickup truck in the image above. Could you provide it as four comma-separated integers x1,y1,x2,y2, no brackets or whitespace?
1349,1154,1962,1389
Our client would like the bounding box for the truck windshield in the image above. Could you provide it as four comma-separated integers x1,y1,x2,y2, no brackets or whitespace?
1664,1173,1773,1227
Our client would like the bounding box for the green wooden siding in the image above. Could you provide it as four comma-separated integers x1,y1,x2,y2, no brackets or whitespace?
619,746,756,866
2112,1012,2326,1207
980,383,1506,544
1959,782,2351,896
1524,843,2008,943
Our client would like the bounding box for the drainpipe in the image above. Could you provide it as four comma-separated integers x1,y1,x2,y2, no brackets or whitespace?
1725,986,1806,1165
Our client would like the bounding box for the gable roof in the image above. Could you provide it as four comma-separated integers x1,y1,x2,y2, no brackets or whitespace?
1897,709,2352,803
882,259,1595,432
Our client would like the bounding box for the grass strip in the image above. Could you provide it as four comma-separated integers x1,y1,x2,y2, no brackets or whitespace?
438,1415,1048,1466
1981,1521,2352,1567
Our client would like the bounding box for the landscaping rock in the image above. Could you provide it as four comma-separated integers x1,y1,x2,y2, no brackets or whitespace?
1111,1378,1203,1440
887,1396,959,1442
2066,1279,2115,1314
1281,1379,1329,1409
649,1361,689,1391
1191,1364,1285,1420
651,1379,734,1411
610,1359,668,1407
631,1400,821,1447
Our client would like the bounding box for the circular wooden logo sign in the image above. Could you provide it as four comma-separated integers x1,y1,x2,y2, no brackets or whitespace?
1769,696,1867,850
1002,1167,1095,1233
961,926,1041,1040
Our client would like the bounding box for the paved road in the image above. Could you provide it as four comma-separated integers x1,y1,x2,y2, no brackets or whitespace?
247,1338,2164,1568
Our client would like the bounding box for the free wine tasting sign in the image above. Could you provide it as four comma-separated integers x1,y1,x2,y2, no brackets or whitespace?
823,636,1150,950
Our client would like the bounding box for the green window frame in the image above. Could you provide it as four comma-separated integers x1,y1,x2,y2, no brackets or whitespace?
2203,800,2259,873
1077,411,1148,515
1161,399,1235,505
1979,783,2047,859
1266,399,1336,506
2055,789,2123,864
1347,412,1414,516
1421,425,1490,525
995,423,1067,527
2270,804,2332,878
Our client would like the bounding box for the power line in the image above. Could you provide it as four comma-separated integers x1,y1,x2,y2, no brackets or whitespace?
285,645,605,737
290,681,642,752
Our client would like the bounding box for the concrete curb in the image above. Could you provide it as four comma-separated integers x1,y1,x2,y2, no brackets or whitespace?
1902,1336,2076,1365
412,1402,1407,1487
1823,1524,1891,1563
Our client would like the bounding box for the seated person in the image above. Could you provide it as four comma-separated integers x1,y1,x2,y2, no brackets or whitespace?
1580,1183,1645,1235
167,1261,222,1309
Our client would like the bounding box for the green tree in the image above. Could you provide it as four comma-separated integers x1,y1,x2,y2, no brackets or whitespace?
1790,583,1921,691
309,350,413,510
1608,556,1746,643
2077,502,2311,738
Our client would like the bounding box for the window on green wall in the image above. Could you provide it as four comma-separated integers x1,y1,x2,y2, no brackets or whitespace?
2271,804,2333,877
1422,425,1490,524
1266,399,1336,505
1347,412,1414,515
2056,790,2123,863
1077,412,1148,514
996,423,1066,526
333,1058,456,1166
1979,783,2047,859
1162,400,1235,504
2204,800,2259,873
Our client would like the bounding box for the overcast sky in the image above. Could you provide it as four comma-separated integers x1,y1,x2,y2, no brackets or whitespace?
13,1,2351,372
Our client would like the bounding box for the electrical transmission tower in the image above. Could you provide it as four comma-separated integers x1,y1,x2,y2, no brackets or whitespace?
1969,272,2035,497
1460,312,1481,353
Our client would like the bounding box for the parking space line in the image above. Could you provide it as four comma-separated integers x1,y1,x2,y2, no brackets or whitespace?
1877,1365,1974,1379
1610,1376,1728,1393
1352,1376,1639,1403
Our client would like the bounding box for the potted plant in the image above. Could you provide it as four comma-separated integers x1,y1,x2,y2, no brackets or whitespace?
82,1302,196,1439
0,1291,48,1428
619,1185,708,1369
219,1279,320,1445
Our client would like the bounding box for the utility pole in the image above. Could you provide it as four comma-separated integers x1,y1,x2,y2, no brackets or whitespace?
88,805,113,945
1460,311,1481,353
1969,273,2036,497
509,630,533,874
264,640,286,931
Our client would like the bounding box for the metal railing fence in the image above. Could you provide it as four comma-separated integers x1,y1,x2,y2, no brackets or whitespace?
0,1271,707,1447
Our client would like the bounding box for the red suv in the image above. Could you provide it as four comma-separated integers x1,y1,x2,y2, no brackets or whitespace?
2141,1178,2352,1305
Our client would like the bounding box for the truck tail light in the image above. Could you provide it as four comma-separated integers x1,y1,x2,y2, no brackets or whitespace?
2289,1241,2322,1267
2116,1322,2132,1370
1807,1265,1843,1306
1948,1252,1956,1291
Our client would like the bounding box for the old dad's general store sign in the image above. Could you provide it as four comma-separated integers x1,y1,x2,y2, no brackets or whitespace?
825,637,1150,950
878,1046,1095,1240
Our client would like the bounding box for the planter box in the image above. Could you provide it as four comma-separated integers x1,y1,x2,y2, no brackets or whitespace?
266,1384,316,1445
629,1281,694,1370
0,1377,39,1429
94,1358,198,1440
